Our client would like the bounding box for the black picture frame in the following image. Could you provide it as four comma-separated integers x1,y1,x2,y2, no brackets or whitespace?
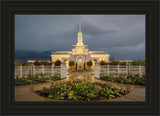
0,0,159,115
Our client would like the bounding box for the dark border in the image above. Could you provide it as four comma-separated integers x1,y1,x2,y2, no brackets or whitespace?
0,0,159,115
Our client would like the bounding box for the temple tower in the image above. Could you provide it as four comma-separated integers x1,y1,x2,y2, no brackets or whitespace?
76,21,84,46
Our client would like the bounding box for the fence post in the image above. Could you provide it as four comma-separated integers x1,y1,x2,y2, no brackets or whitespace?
128,63,132,76
139,65,141,77
117,65,119,76
61,63,67,79
108,64,109,76
33,65,35,77
126,65,128,76
30,66,33,76
42,65,44,75
94,63,100,79
52,64,54,76
20,65,22,78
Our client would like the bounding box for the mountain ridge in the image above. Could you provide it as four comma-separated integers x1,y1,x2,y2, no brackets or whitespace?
15,50,53,63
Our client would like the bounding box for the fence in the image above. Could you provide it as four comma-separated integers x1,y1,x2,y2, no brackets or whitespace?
99,65,145,77
15,65,61,79
15,64,145,79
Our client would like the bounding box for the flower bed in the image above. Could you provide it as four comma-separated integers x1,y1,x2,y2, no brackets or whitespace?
36,80,129,101
100,76,145,85
15,76,61,86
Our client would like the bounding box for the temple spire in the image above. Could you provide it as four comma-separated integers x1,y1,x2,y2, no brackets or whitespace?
77,21,83,45
79,21,81,32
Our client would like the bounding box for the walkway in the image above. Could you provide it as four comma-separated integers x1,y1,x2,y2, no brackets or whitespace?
15,72,145,102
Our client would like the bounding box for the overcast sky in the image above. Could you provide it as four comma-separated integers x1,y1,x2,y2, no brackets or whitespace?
15,15,145,60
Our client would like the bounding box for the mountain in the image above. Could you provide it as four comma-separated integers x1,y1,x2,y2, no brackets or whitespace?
15,50,53,63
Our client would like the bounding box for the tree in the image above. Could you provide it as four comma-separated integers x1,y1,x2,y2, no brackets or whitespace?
84,62,86,70
54,60,62,66
131,60,137,65
14,59,18,66
142,60,145,66
22,62,27,66
119,62,126,65
137,59,142,65
14,59,21,66
87,60,93,66
69,60,75,66
28,62,32,66
48,62,52,66
109,61,119,65
100,61,106,65
40,61,50,66
34,60,41,66
131,59,143,66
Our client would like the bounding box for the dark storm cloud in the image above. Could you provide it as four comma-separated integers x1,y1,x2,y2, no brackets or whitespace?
15,15,145,60
82,22,118,36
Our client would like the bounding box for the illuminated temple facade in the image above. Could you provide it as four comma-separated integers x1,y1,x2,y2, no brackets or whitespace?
51,22,110,69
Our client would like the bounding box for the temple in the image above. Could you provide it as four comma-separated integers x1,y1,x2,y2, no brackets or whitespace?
51,21,110,69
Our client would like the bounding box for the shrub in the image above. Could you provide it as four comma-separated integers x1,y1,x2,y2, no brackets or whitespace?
14,59,22,66
50,76,61,81
131,59,145,66
69,60,75,66
87,60,93,66
100,75,145,85
119,62,126,65
34,60,41,66
142,60,145,66
100,61,106,65
15,78,32,85
40,61,51,66
109,61,119,65
54,60,62,66
22,62,27,66
15,76,61,86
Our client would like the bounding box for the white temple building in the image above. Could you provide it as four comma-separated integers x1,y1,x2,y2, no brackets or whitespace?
51,22,110,69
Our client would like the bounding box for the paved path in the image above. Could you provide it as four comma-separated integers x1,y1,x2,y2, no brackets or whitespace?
15,73,145,102
15,81,145,102
15,82,60,101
